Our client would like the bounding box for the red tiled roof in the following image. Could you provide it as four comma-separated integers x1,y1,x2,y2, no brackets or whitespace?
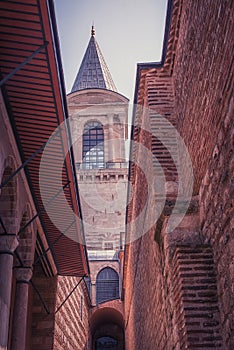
0,0,89,276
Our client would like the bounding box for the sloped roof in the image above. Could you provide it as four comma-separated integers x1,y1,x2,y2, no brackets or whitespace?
71,27,117,93
0,0,89,277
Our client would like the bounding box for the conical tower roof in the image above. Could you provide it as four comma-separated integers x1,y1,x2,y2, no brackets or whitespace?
71,26,117,93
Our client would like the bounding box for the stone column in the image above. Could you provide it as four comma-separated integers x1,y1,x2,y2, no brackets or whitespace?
105,124,112,164
91,282,96,305
11,267,32,350
0,234,19,350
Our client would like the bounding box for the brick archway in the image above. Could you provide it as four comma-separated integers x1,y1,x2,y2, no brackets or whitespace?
90,306,125,350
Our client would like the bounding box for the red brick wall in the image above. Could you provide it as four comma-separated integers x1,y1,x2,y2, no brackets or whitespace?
54,276,90,350
124,107,179,349
31,266,91,350
124,231,179,350
199,103,234,349
125,1,233,349
174,0,234,194
173,1,234,348
172,246,222,349
31,266,57,350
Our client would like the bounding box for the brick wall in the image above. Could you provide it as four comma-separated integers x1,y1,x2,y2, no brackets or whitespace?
125,0,233,349
172,246,222,349
199,102,234,349
124,230,179,350
173,1,234,348
31,265,91,350
124,105,179,349
174,0,234,194
31,266,57,350
54,276,90,350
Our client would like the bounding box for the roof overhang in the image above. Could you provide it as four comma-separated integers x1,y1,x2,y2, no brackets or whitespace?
0,0,89,276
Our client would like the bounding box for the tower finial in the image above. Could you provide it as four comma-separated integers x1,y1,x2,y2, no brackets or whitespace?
91,25,95,36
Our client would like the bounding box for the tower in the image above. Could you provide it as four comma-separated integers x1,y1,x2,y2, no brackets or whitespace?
67,27,129,306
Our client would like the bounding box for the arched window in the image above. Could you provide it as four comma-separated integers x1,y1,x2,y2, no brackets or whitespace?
96,267,119,304
82,121,104,169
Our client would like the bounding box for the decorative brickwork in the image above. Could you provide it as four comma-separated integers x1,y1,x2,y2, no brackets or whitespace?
172,246,222,349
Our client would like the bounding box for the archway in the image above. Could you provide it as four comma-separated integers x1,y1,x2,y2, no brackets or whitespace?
90,307,125,350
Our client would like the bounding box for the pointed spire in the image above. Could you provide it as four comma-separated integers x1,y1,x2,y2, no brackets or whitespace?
71,27,117,93
91,25,95,36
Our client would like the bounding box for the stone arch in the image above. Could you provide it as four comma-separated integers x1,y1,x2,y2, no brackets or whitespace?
0,156,18,234
16,204,34,267
83,119,104,129
91,263,119,283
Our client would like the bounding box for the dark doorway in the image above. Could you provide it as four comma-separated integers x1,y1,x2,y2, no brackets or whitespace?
95,336,118,350
91,307,125,350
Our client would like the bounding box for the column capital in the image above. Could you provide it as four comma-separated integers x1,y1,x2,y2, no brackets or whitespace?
13,267,33,283
0,234,19,254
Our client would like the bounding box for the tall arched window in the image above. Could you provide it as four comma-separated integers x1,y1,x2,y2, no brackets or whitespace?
82,121,104,169
96,267,119,304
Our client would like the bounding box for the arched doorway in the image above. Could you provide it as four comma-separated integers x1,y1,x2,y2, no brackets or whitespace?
91,307,125,350
95,336,118,350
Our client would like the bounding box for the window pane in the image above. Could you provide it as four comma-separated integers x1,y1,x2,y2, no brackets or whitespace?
96,268,119,304
82,122,104,168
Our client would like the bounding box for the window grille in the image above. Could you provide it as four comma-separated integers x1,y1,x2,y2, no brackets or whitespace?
82,121,104,169
96,267,119,304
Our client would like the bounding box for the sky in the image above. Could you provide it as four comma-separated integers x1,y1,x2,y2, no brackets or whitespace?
54,0,168,102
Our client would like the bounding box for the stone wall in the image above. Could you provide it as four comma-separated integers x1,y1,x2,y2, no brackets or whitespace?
77,170,128,251
67,88,129,252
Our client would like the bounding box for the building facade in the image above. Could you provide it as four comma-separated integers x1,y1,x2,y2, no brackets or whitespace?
67,27,128,349
0,0,233,350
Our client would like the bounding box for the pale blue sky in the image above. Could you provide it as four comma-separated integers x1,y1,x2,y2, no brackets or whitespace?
54,0,168,101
